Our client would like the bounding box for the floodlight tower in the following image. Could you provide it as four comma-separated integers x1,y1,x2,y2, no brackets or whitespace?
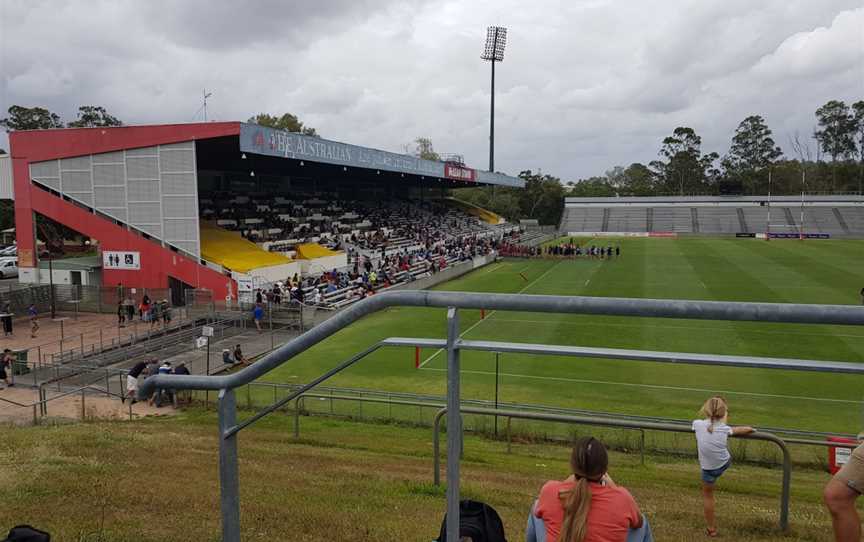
481,26,507,173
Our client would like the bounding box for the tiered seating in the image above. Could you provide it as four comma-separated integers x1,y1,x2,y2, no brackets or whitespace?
796,208,845,235
650,207,692,232
559,208,604,232
696,208,741,233
562,199,864,237
201,194,505,259
605,208,647,232
739,207,771,233
838,207,864,233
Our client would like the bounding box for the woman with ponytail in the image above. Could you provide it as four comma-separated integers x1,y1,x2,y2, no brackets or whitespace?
527,436,651,542
693,396,754,537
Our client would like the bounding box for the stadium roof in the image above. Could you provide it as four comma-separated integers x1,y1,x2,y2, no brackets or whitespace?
238,123,523,188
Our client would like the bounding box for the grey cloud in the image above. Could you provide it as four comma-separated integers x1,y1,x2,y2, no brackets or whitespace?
1,0,861,180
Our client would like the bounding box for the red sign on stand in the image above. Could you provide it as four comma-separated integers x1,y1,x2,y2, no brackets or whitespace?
444,164,476,182
828,437,859,474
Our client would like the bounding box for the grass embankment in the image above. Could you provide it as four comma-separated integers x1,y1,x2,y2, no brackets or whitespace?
0,409,844,541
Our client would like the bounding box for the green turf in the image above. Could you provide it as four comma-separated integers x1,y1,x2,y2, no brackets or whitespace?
262,238,864,434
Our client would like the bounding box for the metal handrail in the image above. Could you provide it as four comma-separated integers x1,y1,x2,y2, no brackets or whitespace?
131,291,864,542
430,406,792,530
284,391,861,456
263,381,857,440
138,291,864,397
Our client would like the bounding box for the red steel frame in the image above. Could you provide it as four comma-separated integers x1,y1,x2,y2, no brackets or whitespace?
10,122,242,299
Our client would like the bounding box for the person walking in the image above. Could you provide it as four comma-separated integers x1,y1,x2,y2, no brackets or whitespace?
117,300,126,328
253,303,264,333
0,349,13,388
1,301,13,336
693,396,754,537
28,304,39,338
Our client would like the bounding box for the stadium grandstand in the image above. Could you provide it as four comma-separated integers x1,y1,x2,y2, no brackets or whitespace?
8,122,522,305
560,195,864,238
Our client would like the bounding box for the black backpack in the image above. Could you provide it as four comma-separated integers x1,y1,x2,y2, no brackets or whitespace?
435,500,507,542
3,525,51,542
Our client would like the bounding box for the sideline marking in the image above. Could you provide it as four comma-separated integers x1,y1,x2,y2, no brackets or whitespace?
474,318,864,340
417,261,563,368
420,367,863,404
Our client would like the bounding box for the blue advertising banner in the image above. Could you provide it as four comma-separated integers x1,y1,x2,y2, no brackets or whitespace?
768,232,830,239
238,123,523,188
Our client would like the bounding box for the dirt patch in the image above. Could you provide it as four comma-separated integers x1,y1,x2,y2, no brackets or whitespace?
0,386,177,425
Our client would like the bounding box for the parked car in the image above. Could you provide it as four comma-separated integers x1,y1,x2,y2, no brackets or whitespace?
0,258,18,278
0,246,16,257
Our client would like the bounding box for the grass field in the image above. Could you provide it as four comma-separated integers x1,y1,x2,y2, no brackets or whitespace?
261,237,864,434
0,410,839,541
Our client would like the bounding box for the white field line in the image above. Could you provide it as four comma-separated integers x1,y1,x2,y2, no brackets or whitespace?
421,367,863,404
477,262,506,275
470,318,864,340
417,261,563,368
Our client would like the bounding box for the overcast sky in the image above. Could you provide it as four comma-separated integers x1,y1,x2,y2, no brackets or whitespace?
1,0,862,180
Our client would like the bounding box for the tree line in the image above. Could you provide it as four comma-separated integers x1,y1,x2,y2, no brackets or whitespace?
570,99,864,198
456,99,863,225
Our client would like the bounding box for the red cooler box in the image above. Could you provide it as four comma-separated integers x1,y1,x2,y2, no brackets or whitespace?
828,437,859,474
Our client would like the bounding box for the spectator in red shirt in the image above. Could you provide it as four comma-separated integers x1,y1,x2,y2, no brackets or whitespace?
527,436,652,542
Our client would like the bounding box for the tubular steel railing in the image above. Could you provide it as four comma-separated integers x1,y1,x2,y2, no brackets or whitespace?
240,381,860,442
137,290,864,541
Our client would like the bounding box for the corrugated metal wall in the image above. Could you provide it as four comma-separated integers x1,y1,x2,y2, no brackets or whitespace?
28,142,201,257
0,155,12,200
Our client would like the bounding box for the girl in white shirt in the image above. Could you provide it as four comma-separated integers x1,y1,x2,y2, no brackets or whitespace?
693,396,754,537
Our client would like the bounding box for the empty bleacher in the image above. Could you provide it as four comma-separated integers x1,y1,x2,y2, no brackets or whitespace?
650,207,693,233
690,208,739,233
559,207,605,232
838,207,864,233
560,196,864,237
605,208,647,232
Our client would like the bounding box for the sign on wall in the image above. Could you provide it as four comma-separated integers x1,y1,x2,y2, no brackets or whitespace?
444,164,476,182
103,251,141,270
238,123,524,188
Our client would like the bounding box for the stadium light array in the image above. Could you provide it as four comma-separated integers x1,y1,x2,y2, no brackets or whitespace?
481,26,507,172
481,26,507,62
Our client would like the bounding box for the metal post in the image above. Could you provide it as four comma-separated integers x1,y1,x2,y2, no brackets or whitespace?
80,333,84,356
489,53,495,172
218,388,241,542
294,397,301,439
205,337,211,406
445,307,461,542
640,429,645,466
81,389,86,420
48,255,56,319
494,352,500,436
506,416,512,454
